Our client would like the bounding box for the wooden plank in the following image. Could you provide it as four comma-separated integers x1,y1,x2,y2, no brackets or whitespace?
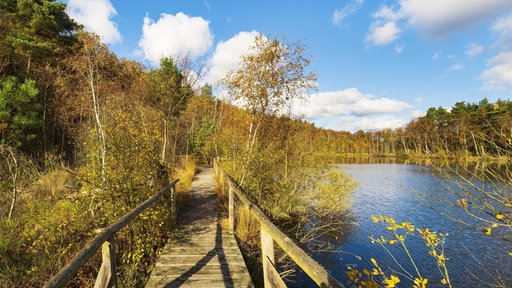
146,277,252,288
146,168,253,288
151,264,249,277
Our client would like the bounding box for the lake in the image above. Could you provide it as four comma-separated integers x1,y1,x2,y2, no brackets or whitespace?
296,163,512,287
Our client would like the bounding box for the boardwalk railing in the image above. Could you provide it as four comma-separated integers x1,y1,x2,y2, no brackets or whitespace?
214,163,344,288
43,180,179,288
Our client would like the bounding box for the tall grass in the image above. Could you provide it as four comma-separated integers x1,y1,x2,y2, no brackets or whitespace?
174,156,197,192
32,169,75,199
0,167,95,287
174,156,197,210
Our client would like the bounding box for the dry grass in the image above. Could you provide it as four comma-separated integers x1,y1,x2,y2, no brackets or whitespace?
235,206,260,247
174,156,197,192
31,169,75,199
174,157,197,207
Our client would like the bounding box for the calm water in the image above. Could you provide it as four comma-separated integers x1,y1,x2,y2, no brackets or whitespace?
298,164,512,287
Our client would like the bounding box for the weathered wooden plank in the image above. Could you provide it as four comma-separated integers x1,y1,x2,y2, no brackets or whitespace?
161,246,242,253
146,168,253,288
156,254,245,263
146,277,252,288
151,264,249,276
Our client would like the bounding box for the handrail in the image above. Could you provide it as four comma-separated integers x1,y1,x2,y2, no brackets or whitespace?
214,163,344,288
44,180,179,288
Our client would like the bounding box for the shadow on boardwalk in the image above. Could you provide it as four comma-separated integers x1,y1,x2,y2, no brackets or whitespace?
145,167,253,288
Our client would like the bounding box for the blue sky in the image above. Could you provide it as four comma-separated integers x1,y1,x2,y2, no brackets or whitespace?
63,0,512,132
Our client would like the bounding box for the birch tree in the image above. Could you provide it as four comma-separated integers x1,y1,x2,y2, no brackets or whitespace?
0,145,35,220
221,34,317,183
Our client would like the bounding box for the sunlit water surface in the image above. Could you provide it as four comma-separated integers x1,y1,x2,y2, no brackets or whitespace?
294,163,511,287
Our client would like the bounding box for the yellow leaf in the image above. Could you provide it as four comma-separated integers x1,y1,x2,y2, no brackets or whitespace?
496,214,504,219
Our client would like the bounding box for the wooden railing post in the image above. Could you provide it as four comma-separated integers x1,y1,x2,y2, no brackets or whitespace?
170,185,177,224
94,235,117,288
261,227,286,288
44,181,178,288
228,185,234,231
219,169,344,287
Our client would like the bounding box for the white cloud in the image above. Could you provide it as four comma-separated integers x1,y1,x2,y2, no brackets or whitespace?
298,88,412,119
465,43,485,58
331,115,409,132
447,64,465,73
432,53,439,60
481,51,512,90
491,13,512,50
332,0,364,26
66,0,121,44
367,21,401,45
481,14,512,90
373,5,401,22
139,12,213,65
204,31,259,85
411,109,425,118
352,97,413,116
367,0,512,45
399,0,512,36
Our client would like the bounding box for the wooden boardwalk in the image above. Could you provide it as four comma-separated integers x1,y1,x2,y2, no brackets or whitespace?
146,167,253,288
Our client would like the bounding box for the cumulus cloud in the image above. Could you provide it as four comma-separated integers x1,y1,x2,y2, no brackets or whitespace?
481,14,512,89
411,109,425,118
330,115,409,132
139,12,213,65
66,0,121,44
367,0,512,45
367,21,401,45
352,96,413,116
399,0,512,36
332,0,364,26
204,31,260,85
481,51,512,90
298,88,412,119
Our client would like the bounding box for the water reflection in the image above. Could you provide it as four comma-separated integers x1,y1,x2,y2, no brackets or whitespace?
299,163,512,287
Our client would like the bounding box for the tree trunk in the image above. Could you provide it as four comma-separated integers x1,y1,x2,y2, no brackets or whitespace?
87,53,106,183
161,119,168,163
4,146,19,221
240,115,261,185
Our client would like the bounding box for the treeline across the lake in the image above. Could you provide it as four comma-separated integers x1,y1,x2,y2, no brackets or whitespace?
311,98,512,160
